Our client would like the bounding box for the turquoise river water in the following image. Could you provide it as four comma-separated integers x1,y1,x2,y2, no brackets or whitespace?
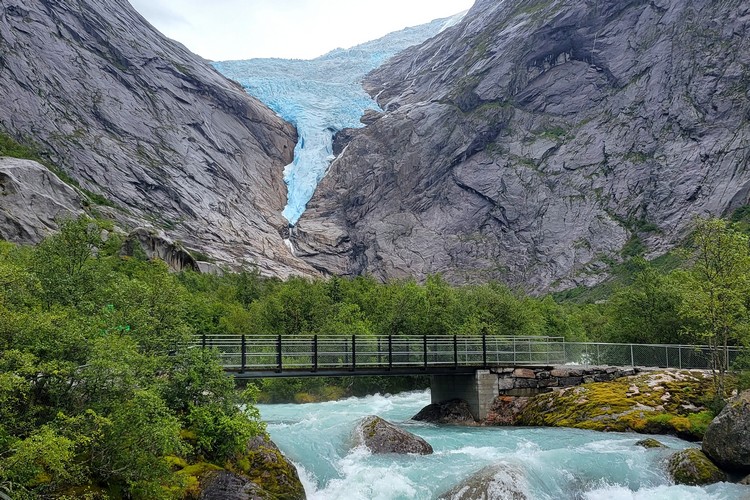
258,390,749,500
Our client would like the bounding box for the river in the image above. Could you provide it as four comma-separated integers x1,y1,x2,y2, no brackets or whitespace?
257,390,748,500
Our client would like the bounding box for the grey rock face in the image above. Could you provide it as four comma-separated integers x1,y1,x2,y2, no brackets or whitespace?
703,391,750,473
437,463,529,500
120,228,199,272
0,157,83,243
412,399,477,425
297,0,750,291
354,415,433,455
0,0,314,278
199,471,272,500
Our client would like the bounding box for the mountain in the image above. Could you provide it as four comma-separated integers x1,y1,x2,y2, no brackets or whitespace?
295,0,750,291
0,0,313,277
213,13,465,226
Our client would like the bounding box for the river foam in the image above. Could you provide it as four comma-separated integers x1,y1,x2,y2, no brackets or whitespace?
257,390,747,499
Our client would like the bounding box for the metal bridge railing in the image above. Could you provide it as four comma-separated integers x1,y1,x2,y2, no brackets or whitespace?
561,342,742,370
193,334,744,375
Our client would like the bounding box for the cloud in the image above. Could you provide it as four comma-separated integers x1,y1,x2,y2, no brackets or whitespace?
128,0,475,61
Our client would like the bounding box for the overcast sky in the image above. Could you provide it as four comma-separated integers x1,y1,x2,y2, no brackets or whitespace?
128,0,475,61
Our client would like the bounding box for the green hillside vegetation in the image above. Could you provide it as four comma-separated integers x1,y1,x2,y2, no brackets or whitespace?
2,214,750,497
0,218,263,499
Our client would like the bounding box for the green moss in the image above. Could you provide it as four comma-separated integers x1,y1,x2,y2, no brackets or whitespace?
173,461,222,498
227,438,304,500
668,448,727,486
517,371,718,439
635,438,666,449
164,455,188,470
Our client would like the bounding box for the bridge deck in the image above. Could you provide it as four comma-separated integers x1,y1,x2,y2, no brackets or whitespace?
194,335,741,379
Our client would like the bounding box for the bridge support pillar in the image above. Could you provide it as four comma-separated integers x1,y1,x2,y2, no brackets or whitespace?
430,370,498,421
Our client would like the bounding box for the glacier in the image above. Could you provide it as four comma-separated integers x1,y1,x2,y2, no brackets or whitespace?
213,13,465,226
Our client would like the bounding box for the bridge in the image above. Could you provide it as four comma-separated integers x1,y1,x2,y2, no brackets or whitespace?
196,334,741,420
196,334,739,376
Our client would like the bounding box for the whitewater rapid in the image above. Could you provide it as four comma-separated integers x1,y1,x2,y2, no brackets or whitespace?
257,390,747,500
214,13,465,225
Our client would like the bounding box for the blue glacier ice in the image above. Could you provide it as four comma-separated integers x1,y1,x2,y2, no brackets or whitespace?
213,13,465,225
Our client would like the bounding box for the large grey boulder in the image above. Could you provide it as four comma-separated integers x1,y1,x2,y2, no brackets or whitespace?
0,157,83,243
438,463,529,500
199,471,272,500
667,448,727,486
412,399,477,425
297,0,750,291
702,391,750,473
354,416,433,455
0,0,314,278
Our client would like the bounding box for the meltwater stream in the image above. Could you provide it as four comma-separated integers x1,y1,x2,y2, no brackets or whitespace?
214,14,465,225
258,391,748,500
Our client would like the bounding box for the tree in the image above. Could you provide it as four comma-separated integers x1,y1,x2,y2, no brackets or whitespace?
31,216,103,307
678,218,750,400
607,260,686,344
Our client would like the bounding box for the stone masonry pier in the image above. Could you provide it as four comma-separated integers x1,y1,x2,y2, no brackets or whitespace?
431,366,641,421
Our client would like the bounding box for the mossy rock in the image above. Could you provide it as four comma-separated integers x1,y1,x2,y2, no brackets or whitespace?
516,371,718,439
354,416,433,455
702,390,750,473
229,434,306,500
668,449,727,486
635,438,667,449
198,470,273,500
173,461,222,498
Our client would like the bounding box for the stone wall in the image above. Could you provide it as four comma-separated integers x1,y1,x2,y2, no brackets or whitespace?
431,366,640,422
493,366,640,397
484,366,640,425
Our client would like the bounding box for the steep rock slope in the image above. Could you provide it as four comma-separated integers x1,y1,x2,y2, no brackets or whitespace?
297,0,750,290
0,157,84,243
0,0,313,277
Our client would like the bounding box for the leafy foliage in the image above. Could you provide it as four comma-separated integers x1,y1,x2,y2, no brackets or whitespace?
0,216,264,498
4,212,750,495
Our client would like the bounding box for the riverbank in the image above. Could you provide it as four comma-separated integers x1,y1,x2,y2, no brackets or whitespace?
489,369,724,441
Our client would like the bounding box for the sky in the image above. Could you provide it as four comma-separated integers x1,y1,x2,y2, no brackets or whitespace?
128,0,475,61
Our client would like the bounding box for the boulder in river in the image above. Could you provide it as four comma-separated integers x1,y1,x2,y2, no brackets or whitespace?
667,449,727,486
635,438,667,449
437,463,529,500
354,415,433,455
702,390,750,473
412,399,477,425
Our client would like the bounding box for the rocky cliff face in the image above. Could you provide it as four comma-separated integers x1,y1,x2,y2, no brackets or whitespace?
0,157,84,242
296,0,750,291
0,0,314,277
